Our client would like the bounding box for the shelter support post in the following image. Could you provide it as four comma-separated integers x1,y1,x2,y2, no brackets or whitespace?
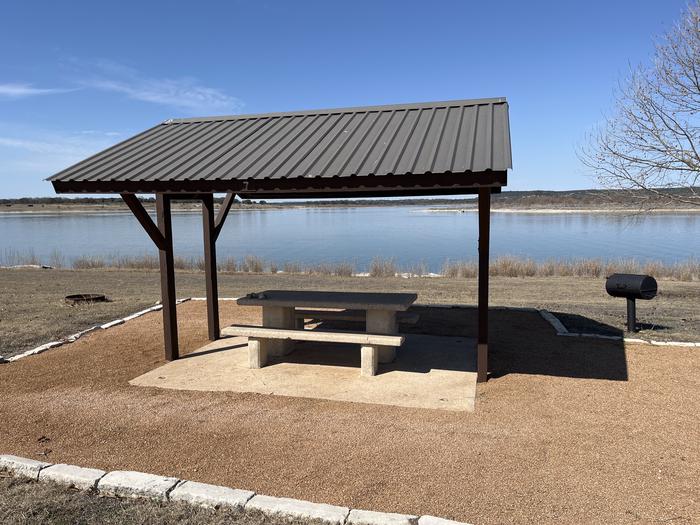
156,193,179,361
201,194,220,340
477,187,491,382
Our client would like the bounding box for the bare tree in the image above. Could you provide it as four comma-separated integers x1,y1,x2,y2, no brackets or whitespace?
581,2,700,207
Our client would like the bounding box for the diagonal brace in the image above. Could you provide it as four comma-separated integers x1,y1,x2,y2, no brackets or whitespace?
121,193,166,250
213,191,236,241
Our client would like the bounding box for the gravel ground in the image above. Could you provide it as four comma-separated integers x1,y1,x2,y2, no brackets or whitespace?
1,300,698,524
1,268,698,358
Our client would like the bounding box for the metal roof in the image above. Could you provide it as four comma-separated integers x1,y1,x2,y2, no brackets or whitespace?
49,97,511,195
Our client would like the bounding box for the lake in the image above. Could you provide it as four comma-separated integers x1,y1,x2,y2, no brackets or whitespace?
1,206,698,271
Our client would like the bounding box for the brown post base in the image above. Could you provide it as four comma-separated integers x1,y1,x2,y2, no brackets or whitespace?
477,343,488,383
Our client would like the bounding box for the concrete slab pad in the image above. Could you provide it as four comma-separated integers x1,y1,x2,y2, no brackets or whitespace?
348,508,418,525
130,334,476,411
246,494,349,524
97,470,179,500
39,463,105,490
0,455,51,480
169,480,254,508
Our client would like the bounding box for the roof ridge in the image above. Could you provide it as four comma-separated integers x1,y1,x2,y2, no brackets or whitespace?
167,97,508,125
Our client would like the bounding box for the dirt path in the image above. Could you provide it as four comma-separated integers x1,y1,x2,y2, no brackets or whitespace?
1,301,698,524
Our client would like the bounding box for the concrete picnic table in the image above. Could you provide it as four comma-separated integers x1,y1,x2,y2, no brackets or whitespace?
237,290,418,362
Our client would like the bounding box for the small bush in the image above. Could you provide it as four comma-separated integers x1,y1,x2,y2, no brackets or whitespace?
241,255,265,273
369,257,397,277
72,256,106,269
218,257,238,273
282,261,302,274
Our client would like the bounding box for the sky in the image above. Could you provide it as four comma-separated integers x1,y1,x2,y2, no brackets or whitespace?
0,0,690,198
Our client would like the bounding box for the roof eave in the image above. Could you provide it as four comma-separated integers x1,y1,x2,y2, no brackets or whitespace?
51,170,508,197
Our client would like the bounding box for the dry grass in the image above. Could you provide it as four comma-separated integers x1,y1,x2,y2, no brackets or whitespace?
369,257,398,277
4,249,699,281
0,477,317,525
440,257,700,281
1,268,699,360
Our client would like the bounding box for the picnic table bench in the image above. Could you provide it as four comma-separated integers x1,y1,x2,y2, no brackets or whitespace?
222,290,418,376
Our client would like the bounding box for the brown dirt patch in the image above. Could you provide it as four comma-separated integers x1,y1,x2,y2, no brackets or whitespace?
1,300,698,524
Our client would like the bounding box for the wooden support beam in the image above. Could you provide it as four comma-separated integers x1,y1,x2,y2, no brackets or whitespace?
120,193,166,250
477,187,491,383
201,194,220,340
214,191,236,241
156,194,179,361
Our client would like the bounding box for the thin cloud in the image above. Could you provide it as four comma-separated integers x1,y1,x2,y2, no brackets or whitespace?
0,83,75,99
78,60,242,114
0,127,123,178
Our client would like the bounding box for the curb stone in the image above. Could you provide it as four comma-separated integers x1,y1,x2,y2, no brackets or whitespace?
538,309,700,347
0,455,51,480
39,464,106,490
347,508,418,525
98,470,179,501
169,480,254,509
0,456,474,525
246,494,350,524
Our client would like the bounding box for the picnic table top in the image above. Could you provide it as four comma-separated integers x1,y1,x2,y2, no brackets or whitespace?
237,290,418,311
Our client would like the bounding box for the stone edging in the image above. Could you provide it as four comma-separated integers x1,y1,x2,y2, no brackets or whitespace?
538,310,700,347
0,455,471,525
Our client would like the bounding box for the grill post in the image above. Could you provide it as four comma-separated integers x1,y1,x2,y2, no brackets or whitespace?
626,297,637,333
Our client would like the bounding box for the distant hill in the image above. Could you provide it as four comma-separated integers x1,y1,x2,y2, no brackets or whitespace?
1,187,698,211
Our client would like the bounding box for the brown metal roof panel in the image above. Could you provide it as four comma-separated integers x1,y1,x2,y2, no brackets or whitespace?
196,117,283,180
377,108,422,175
127,121,231,181
329,111,390,177
144,118,255,181
48,98,512,188
255,114,326,179
431,105,463,172
290,112,355,177
221,115,305,180
311,111,374,178
470,104,493,172
492,102,512,169
72,123,196,182
262,113,345,179
452,105,478,172
51,124,169,182
356,110,408,176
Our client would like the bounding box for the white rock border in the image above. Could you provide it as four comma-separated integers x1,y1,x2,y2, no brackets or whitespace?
538,309,700,347
1,297,239,362
0,454,472,525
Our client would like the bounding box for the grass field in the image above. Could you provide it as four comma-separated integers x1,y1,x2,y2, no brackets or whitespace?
0,477,306,525
1,267,699,359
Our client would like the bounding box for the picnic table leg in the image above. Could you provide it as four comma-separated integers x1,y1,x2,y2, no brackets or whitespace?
366,309,398,363
262,305,295,356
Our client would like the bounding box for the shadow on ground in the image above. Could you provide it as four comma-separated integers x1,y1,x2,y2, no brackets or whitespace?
308,306,628,381
404,306,627,381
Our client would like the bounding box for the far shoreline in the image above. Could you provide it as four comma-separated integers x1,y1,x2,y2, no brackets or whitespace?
2,203,699,215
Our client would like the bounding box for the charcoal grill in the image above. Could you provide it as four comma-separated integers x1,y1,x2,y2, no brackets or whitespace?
605,274,657,332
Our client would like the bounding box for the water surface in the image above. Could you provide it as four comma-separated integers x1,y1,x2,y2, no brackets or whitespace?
1,206,697,271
